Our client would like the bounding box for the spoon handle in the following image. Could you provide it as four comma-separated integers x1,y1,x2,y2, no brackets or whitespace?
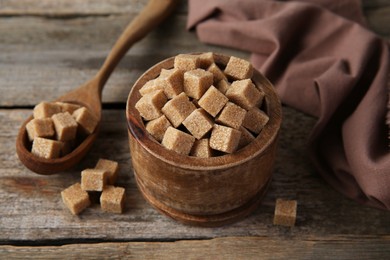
95,0,178,91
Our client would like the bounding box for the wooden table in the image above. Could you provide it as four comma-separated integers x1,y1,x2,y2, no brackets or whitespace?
1,0,389,258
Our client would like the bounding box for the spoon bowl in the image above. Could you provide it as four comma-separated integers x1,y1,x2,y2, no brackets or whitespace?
16,0,177,175
16,115,99,175
16,78,102,175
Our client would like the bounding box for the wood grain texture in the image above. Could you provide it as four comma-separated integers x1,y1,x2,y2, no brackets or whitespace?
0,0,389,107
0,0,188,16
0,0,387,17
0,14,248,107
0,0,390,256
1,108,389,243
1,237,390,259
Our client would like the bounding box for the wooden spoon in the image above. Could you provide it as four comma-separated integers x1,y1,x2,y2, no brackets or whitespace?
16,0,177,175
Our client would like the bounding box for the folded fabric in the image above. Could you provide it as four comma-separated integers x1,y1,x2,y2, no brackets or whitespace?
187,0,390,210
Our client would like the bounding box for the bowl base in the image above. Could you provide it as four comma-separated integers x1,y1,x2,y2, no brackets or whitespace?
134,173,271,227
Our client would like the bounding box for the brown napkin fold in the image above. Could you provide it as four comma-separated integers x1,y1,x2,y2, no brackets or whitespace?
187,0,390,210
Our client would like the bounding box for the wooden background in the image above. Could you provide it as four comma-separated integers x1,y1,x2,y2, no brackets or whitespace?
1,0,389,258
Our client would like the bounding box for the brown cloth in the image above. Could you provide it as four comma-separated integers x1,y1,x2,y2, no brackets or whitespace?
187,0,390,210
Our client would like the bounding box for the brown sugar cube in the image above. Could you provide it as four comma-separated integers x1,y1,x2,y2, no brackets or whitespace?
135,89,167,121
191,138,213,158
216,102,247,129
139,79,163,96
224,56,253,80
226,79,263,110
273,199,297,227
26,118,55,141
198,52,215,69
81,168,108,192
145,115,171,142
238,126,255,149
242,107,269,134
52,112,78,141
184,69,213,99
209,124,241,153
174,54,200,71
95,158,119,185
33,101,62,119
198,86,228,117
61,183,91,215
72,107,98,135
100,185,126,214
155,68,183,99
183,108,213,139
56,102,81,114
216,79,231,94
161,126,195,155
161,92,196,128
207,63,227,84
31,137,63,159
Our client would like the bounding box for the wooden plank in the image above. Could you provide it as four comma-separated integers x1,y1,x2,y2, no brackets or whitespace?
1,237,390,259
1,0,388,17
1,108,390,243
1,3,389,107
0,15,248,107
0,0,188,16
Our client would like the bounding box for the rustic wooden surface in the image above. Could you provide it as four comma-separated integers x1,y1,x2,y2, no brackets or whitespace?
1,0,389,258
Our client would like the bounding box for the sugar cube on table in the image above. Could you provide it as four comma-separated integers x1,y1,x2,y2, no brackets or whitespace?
161,92,196,128
81,169,108,192
198,86,228,117
226,79,264,110
209,124,241,154
242,107,269,134
183,69,213,99
31,137,63,159
135,89,167,121
26,118,55,141
216,102,247,129
95,159,119,185
182,108,213,140
52,112,78,141
224,56,253,80
273,199,297,227
161,126,195,155
100,185,126,214
61,183,91,215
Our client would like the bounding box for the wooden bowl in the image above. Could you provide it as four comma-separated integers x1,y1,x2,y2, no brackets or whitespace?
126,53,282,226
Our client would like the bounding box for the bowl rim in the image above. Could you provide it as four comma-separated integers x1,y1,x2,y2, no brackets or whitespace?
126,53,282,171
